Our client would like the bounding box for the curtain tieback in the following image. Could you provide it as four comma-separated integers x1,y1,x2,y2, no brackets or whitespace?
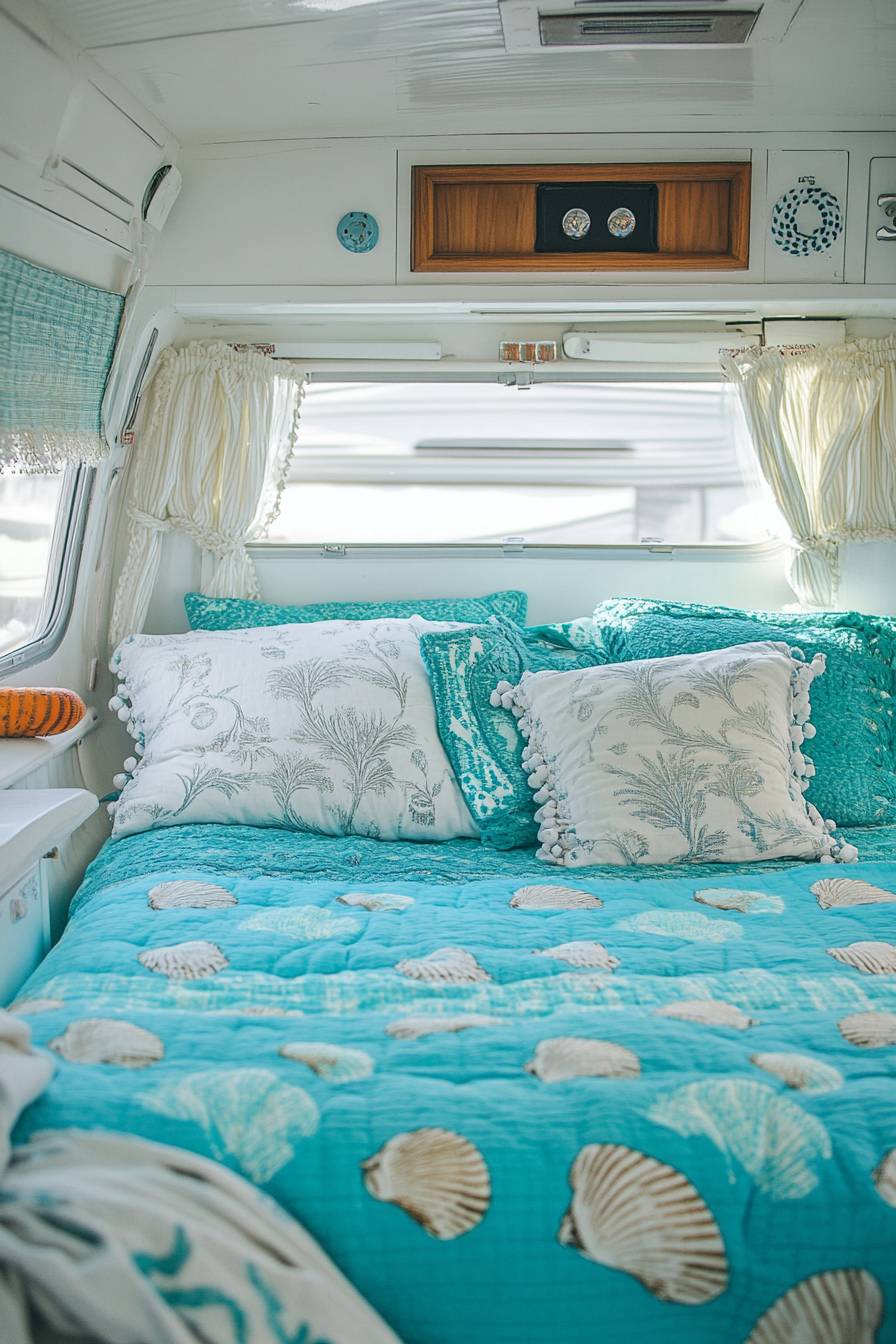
129,507,247,558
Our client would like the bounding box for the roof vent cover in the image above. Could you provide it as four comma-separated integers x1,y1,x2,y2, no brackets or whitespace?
539,8,759,45
499,1,787,51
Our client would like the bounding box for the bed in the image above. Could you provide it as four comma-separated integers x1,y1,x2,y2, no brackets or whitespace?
11,819,896,1344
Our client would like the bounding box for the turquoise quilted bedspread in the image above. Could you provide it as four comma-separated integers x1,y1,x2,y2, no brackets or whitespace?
12,825,896,1344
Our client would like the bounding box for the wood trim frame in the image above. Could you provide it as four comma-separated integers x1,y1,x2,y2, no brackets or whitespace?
411,162,751,272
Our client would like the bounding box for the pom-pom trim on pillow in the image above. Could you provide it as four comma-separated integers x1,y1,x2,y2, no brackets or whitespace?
502,647,859,867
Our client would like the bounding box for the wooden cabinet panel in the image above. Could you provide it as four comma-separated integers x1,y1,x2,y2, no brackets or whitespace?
412,162,751,272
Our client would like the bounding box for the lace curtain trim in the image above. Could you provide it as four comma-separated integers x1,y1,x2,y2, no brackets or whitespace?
0,428,108,473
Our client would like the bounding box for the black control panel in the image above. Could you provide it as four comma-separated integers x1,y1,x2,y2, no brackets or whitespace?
535,182,659,253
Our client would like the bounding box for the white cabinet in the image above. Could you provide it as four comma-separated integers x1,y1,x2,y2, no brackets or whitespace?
866,157,896,285
0,864,50,1007
765,150,849,283
0,788,98,1005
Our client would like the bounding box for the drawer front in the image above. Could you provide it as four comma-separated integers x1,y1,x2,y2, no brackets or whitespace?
0,865,49,1006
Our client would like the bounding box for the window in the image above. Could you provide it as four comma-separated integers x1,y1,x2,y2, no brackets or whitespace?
268,380,773,547
0,468,87,665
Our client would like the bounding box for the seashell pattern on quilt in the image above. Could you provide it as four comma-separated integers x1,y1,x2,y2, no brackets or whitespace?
385,1014,504,1040
394,947,491,984
509,885,603,910
361,1128,491,1240
337,892,415,911
873,1149,896,1208
694,888,785,914
826,941,896,975
838,1011,896,1048
525,1036,640,1083
147,880,237,909
616,910,743,942
811,876,896,909
279,1041,374,1082
239,907,359,940
557,1143,728,1304
749,1052,843,1095
653,999,757,1030
532,941,620,970
48,1018,164,1069
648,1079,832,1200
141,1068,319,1183
744,1269,883,1344
137,941,229,980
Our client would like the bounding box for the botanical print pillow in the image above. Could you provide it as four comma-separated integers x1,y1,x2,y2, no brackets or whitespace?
419,615,605,850
591,597,896,827
108,617,479,842
185,589,527,631
502,641,859,868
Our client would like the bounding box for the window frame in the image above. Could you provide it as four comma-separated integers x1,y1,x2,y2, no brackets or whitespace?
0,465,94,676
275,368,768,553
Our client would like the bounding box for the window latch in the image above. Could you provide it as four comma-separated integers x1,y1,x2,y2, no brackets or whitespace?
322,544,346,557
503,536,525,553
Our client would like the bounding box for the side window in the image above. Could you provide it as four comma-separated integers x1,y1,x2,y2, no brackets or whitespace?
0,468,87,668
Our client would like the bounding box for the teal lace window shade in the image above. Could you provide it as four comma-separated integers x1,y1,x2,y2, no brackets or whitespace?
0,248,124,472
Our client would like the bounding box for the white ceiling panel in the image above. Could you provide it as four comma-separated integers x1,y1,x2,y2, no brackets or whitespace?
36,0,896,141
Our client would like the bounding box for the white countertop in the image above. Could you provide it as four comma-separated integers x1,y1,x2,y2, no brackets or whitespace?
0,708,100,791
0,788,99,891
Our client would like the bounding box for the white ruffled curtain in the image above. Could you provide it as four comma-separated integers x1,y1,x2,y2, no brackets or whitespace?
110,341,304,647
721,336,896,607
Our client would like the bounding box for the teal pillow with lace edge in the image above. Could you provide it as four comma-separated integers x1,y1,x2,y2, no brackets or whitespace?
185,589,527,630
419,615,607,849
592,598,896,827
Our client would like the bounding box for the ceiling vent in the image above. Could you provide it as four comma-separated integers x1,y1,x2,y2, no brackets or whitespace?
540,10,758,45
499,0,803,51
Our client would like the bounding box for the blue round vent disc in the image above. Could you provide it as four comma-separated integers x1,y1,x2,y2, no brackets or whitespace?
337,212,379,253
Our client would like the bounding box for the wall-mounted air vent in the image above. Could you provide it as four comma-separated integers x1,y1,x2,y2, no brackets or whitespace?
499,0,802,51
539,10,758,45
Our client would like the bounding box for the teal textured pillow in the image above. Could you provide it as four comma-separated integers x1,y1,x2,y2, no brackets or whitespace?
592,598,896,827
419,615,606,849
185,589,527,630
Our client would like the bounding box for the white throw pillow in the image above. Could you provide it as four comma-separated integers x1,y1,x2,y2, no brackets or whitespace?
108,617,479,842
500,641,857,867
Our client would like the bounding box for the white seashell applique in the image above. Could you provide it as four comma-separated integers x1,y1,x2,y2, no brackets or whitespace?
138,940,229,980
826,941,896,975
385,1015,504,1040
524,1036,640,1083
395,947,491,984
337,892,415,912
147,880,237,910
279,1041,374,1082
510,885,603,910
745,1268,883,1344
750,1052,844,1095
557,1143,728,1305
240,1006,304,1017
873,1149,896,1208
811,876,896,910
694,888,785,915
7,997,66,1015
141,1068,319,1183
48,1018,164,1069
533,941,620,971
838,1011,896,1048
361,1128,491,1239
653,999,756,1030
